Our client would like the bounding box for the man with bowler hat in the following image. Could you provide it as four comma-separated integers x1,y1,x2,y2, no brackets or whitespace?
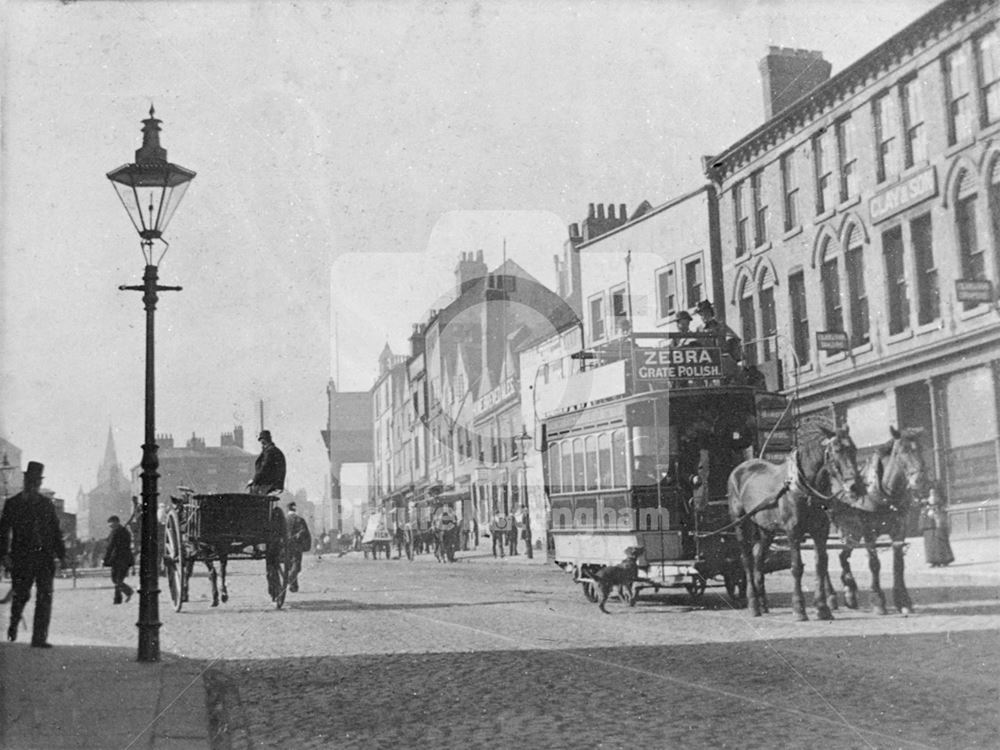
248,430,286,495
102,515,135,605
0,462,65,647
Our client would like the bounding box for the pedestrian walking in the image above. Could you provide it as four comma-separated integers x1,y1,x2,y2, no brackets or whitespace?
489,512,507,558
507,510,519,556
247,430,286,495
286,502,312,592
101,515,134,605
920,486,954,567
0,462,66,647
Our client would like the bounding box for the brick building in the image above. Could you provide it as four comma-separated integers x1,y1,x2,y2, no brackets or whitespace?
707,0,999,535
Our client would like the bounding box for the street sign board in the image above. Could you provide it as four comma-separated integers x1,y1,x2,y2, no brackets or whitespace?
955,279,994,304
816,331,849,352
633,346,722,382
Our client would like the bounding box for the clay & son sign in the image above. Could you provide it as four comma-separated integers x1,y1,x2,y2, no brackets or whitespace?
869,166,937,224
634,347,722,382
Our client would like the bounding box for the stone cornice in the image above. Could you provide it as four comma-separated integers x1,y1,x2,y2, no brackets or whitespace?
707,0,994,183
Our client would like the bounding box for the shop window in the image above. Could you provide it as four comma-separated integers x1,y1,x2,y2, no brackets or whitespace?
912,213,939,325
733,180,748,257
780,150,798,231
836,116,857,202
813,129,834,214
684,257,703,308
956,170,985,311
901,76,927,167
944,45,974,144
751,169,768,246
975,28,1000,126
820,240,844,335
873,92,898,184
883,225,909,335
788,270,810,367
657,265,676,319
845,228,870,347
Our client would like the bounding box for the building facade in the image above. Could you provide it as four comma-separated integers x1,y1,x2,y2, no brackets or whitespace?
708,0,999,535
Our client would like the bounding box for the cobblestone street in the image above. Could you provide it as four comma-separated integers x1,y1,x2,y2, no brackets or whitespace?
38,547,999,749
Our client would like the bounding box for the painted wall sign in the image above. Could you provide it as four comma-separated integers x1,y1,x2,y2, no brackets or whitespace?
816,331,849,351
869,166,937,223
955,279,994,303
473,376,518,416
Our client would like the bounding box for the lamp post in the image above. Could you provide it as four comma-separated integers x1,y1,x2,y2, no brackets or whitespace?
108,106,196,662
514,426,533,559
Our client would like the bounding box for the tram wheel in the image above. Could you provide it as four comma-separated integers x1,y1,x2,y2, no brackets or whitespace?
163,511,184,613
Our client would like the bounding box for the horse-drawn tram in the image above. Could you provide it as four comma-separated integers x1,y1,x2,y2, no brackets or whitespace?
163,488,290,611
539,331,794,605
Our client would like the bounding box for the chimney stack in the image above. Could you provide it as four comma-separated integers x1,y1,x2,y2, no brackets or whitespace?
759,47,831,120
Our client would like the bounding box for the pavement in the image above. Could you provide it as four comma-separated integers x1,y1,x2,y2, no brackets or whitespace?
0,533,996,750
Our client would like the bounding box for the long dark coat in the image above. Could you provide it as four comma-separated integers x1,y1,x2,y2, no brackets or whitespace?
0,490,66,564
102,526,134,570
252,444,287,494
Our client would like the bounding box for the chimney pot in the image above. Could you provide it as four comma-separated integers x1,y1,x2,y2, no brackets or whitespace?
608,204,616,220
597,204,605,220
619,203,627,221
588,203,595,218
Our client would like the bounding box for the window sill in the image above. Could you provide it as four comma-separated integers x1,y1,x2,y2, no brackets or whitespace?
783,225,804,241
813,208,836,225
901,160,931,178
915,319,943,336
958,303,994,321
752,240,773,255
822,351,848,363
836,195,861,212
979,119,1000,140
886,329,913,344
945,137,976,157
850,341,873,356
793,362,814,375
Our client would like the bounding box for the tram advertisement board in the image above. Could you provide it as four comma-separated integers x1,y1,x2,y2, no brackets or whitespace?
634,346,722,382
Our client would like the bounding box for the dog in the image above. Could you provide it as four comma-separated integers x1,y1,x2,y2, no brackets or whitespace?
593,546,644,614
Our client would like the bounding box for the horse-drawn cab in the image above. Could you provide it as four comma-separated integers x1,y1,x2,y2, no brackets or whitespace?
163,487,289,611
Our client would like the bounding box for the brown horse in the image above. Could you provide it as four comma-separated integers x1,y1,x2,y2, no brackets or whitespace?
828,427,929,615
728,418,866,621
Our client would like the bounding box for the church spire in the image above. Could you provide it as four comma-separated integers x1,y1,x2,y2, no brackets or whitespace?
97,426,122,487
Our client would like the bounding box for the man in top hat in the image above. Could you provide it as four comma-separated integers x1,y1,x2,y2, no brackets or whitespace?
0,462,66,647
285,502,311,592
248,430,286,495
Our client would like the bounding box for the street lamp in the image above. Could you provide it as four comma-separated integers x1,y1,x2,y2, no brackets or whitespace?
514,426,533,559
108,106,196,662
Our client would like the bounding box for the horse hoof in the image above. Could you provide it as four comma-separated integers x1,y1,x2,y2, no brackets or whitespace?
873,605,887,616
899,606,913,617
795,612,809,622
211,600,219,608
221,594,228,603
845,596,859,610
827,596,839,611
816,607,834,621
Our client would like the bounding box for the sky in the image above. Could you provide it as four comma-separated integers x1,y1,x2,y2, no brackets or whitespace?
0,0,941,508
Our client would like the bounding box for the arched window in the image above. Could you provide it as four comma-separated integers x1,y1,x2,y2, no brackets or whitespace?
991,157,1000,282
844,225,870,347
738,276,757,365
758,266,777,362
955,168,984,311
820,237,844,335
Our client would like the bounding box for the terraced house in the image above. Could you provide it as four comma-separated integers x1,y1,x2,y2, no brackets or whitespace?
707,0,1000,535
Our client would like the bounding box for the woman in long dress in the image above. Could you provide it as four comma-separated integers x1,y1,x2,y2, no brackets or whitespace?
921,487,954,567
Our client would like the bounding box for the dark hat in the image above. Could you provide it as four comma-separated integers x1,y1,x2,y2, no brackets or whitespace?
676,310,692,322
107,515,121,524
695,299,715,315
258,430,272,441
287,502,297,512
25,461,43,480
